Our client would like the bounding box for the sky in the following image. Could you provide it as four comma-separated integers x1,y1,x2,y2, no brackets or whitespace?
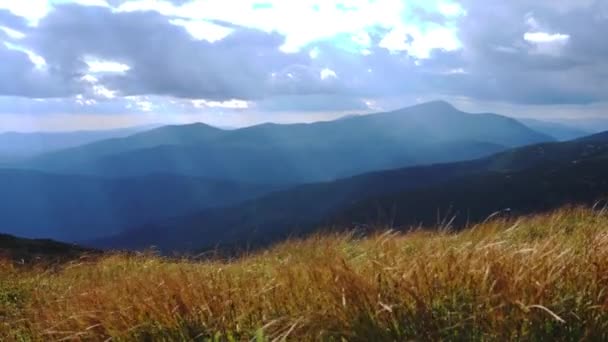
1,0,608,132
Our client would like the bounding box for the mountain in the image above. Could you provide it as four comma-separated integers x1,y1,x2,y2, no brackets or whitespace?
0,169,277,242
518,118,589,141
558,117,608,134
0,125,158,162
19,101,552,184
334,157,608,229
92,131,608,252
0,233,99,263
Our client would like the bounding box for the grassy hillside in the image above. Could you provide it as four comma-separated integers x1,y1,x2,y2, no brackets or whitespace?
2,206,608,341
0,233,99,264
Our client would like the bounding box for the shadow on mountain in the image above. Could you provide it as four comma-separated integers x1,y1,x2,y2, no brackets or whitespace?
90,131,608,254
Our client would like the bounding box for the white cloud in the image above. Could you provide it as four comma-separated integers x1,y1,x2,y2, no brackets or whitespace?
0,26,26,39
115,0,175,14
320,68,337,80
127,96,154,112
363,98,381,110
524,32,570,44
438,2,466,17
79,73,117,99
0,0,108,25
379,24,461,59
115,0,463,55
309,47,320,59
92,84,116,99
445,68,467,75
524,32,570,56
169,18,233,42
85,57,131,73
80,74,98,83
75,94,97,106
3,42,47,69
0,0,50,25
192,99,249,109
68,0,110,7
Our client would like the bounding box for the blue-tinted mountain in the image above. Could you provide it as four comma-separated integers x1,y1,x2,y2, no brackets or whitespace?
0,169,277,242
19,101,552,184
0,125,157,162
518,118,589,141
558,117,608,134
91,131,608,252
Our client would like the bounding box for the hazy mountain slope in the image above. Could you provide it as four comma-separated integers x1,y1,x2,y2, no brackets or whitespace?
558,117,608,134
92,131,608,252
18,123,224,169
218,101,549,149
518,118,589,141
20,101,552,183
0,169,276,242
52,139,505,184
0,125,157,162
481,131,608,170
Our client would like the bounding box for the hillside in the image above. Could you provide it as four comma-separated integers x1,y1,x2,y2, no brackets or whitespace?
518,118,589,141
18,101,552,184
0,125,155,162
334,157,608,228
93,131,608,252
0,170,276,242
2,207,608,340
0,233,98,263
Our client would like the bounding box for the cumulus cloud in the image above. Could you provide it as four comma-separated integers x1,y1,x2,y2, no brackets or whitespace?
0,0,608,129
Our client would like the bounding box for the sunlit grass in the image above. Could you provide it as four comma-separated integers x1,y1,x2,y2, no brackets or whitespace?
2,206,608,341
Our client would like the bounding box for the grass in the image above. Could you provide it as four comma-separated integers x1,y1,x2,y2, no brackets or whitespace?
2,206,608,341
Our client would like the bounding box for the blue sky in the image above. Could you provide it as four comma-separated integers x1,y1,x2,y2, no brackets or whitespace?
1,0,608,131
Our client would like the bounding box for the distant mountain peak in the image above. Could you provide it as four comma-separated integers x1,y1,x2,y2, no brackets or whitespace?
158,122,221,131
388,100,458,116
413,100,457,111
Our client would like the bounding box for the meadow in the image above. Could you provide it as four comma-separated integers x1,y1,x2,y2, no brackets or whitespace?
2,206,608,341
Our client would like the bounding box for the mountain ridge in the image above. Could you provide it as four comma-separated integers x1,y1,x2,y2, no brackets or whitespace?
16,101,553,184
0,169,278,242
90,129,608,252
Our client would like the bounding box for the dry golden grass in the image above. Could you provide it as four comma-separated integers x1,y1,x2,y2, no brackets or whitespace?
2,206,608,341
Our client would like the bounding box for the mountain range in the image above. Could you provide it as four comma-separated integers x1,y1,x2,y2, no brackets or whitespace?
16,101,551,184
0,125,158,163
0,170,276,241
517,118,590,141
2,101,606,253
90,132,608,253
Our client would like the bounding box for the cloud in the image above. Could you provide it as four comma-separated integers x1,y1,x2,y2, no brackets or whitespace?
256,94,371,112
450,0,608,104
0,43,75,98
1,0,608,130
23,4,332,102
523,32,570,44
85,58,131,73
0,1,467,114
0,9,28,31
